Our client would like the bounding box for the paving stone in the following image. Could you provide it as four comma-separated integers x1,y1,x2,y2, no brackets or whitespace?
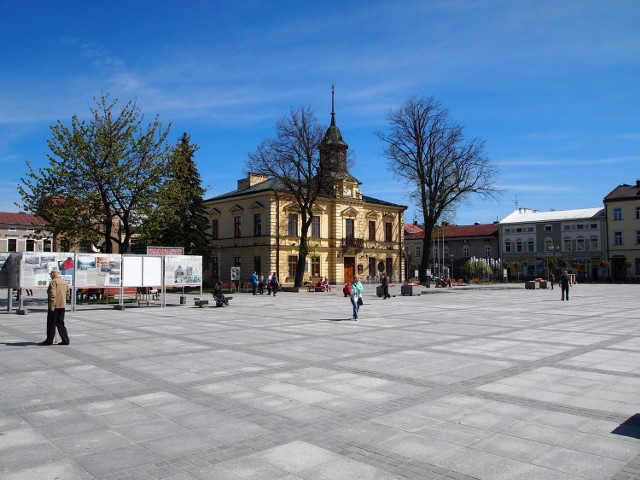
2,286,640,479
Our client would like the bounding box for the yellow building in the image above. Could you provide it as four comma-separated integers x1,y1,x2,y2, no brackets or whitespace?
603,180,640,282
205,107,407,288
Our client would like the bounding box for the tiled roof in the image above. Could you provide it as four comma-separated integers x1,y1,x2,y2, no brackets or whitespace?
405,223,498,240
603,182,640,201
206,179,407,209
0,212,48,226
500,207,604,224
404,223,424,235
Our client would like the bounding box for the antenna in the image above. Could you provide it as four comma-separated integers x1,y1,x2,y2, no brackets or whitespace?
513,195,519,209
330,83,335,126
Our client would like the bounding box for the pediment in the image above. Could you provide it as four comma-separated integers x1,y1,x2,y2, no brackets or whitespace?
208,207,221,218
365,210,379,219
229,204,244,214
383,212,397,220
249,201,264,210
341,206,359,218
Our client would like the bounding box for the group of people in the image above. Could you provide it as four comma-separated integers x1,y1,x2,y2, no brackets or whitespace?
250,272,280,296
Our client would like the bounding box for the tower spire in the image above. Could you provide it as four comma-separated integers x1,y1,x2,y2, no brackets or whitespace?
331,83,336,126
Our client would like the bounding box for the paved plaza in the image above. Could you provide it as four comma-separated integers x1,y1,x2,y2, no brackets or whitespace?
1,283,640,480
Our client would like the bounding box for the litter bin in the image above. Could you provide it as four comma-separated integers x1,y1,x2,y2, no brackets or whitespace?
180,296,186,305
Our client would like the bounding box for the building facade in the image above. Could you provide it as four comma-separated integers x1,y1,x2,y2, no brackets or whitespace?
0,212,52,253
404,222,499,280
499,207,606,282
205,107,407,287
603,180,640,282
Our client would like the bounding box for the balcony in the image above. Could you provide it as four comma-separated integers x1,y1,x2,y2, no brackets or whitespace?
340,237,364,250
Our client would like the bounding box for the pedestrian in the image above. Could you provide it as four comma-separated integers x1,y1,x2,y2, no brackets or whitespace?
349,276,363,321
258,273,265,294
270,272,279,296
342,282,351,297
251,271,258,295
39,270,70,345
381,272,390,299
560,270,570,301
548,272,555,290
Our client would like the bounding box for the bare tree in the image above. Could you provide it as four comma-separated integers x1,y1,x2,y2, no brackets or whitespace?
377,96,498,283
246,107,333,288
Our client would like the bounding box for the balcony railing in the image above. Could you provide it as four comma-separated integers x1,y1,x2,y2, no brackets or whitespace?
340,237,364,249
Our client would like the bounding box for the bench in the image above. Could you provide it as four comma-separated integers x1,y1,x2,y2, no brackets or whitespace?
307,285,325,292
195,298,209,307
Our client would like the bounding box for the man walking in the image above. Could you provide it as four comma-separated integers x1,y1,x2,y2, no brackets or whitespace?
39,270,70,345
270,272,279,296
560,270,570,301
381,272,391,299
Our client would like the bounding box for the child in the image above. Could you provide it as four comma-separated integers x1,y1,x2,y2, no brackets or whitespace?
342,283,351,297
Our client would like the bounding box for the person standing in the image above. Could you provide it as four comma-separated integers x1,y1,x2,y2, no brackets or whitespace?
381,272,390,299
560,270,570,301
350,276,363,321
250,271,258,295
39,271,70,345
548,272,555,290
270,272,279,297
258,273,265,294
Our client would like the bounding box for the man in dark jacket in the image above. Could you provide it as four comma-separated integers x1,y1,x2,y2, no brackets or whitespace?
381,273,391,299
560,270,570,301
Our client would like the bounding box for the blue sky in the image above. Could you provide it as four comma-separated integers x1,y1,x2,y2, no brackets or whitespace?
2,0,639,225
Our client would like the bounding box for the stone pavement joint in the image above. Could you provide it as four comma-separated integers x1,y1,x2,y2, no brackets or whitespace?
1,284,640,479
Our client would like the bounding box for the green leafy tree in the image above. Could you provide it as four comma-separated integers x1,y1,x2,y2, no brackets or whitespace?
18,94,171,252
140,133,212,266
378,96,499,283
246,106,335,288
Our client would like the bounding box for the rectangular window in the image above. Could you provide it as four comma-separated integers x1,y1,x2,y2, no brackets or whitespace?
212,219,219,240
368,220,376,241
253,256,261,276
464,245,470,258
415,244,421,257
79,241,91,253
637,231,640,244
527,241,534,253
590,237,598,250
8,227,16,232
544,225,552,232
636,207,640,220
345,218,354,242
386,257,393,277
43,239,52,252
311,216,320,237
485,245,492,257
576,238,585,251
564,239,572,251
253,213,262,237
7,239,16,252
288,255,297,278
234,216,241,238
212,257,219,279
369,257,376,278
577,224,584,230
385,222,392,242
504,241,511,253
614,207,623,221
288,213,298,237
614,231,623,245
26,239,35,252
311,256,320,277
516,241,523,253
233,256,241,267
